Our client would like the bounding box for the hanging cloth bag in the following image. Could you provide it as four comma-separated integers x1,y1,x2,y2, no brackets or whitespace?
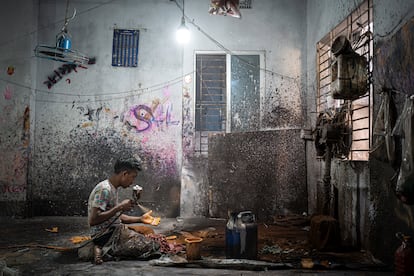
392,97,414,204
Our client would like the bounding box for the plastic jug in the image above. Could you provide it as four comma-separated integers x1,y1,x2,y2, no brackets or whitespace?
225,211,258,259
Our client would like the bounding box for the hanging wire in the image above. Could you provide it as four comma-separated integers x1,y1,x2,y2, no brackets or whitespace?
64,0,70,25
172,0,297,81
0,0,115,48
0,70,194,104
5,0,409,106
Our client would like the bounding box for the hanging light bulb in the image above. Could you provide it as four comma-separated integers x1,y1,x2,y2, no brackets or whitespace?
176,0,190,44
176,16,190,43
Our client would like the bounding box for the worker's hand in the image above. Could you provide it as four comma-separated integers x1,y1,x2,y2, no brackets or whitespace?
118,199,134,212
140,210,161,226
140,210,154,224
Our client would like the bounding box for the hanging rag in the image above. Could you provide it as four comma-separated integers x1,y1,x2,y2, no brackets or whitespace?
371,90,397,166
392,96,414,204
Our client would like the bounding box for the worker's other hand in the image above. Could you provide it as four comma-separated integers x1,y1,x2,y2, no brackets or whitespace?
118,199,134,212
140,210,154,224
140,210,161,226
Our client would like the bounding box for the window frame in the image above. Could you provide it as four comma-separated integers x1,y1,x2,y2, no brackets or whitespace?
193,50,265,154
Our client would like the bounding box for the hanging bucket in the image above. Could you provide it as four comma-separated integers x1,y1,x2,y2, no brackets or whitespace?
56,31,72,50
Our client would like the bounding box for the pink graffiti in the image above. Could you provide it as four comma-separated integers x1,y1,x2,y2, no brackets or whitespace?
4,85,12,100
125,97,180,133
141,136,149,143
1,184,26,194
163,85,171,98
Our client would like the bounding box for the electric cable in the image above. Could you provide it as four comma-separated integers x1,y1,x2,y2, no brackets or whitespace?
1,0,408,108
0,71,191,104
0,0,117,49
172,0,298,82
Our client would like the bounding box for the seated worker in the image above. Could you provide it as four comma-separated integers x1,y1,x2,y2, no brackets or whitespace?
87,156,160,264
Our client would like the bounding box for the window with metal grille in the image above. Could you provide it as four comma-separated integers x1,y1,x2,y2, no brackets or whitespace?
316,0,373,161
195,53,261,154
239,0,252,9
112,29,140,67
195,54,226,154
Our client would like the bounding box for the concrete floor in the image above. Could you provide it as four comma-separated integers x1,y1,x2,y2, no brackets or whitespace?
0,216,393,276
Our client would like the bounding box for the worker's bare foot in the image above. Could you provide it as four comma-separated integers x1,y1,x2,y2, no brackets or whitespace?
94,245,104,265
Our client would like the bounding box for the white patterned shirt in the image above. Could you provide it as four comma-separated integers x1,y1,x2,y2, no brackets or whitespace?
87,180,121,236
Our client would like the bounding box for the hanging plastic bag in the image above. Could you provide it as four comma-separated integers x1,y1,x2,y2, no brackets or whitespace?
209,0,241,18
392,97,414,204
371,90,397,166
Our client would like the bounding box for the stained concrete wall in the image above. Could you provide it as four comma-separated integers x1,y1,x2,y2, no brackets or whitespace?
306,0,414,264
31,0,183,217
0,0,38,217
208,130,307,221
0,0,306,218
3,0,413,265
369,11,414,263
180,0,307,217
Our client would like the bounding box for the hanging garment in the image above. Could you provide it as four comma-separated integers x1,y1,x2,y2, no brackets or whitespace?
371,90,397,166
208,0,241,18
392,97,414,204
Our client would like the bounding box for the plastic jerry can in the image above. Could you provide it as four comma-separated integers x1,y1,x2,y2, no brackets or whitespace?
225,211,258,259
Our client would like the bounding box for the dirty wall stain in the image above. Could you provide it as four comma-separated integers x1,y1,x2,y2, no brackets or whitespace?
32,126,180,216
71,99,179,178
72,100,180,177
0,106,30,201
263,77,302,128
182,86,194,158
32,127,143,214
31,86,182,215
375,17,414,95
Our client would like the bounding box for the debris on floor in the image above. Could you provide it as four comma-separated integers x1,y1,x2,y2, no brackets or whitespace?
0,215,391,274
44,227,59,233
69,236,91,244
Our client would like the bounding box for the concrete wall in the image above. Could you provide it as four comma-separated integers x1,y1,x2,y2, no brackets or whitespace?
179,0,307,217
306,0,414,264
208,130,307,221
0,0,306,217
0,0,38,217
369,5,414,263
2,0,413,265
331,161,369,249
31,0,184,217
